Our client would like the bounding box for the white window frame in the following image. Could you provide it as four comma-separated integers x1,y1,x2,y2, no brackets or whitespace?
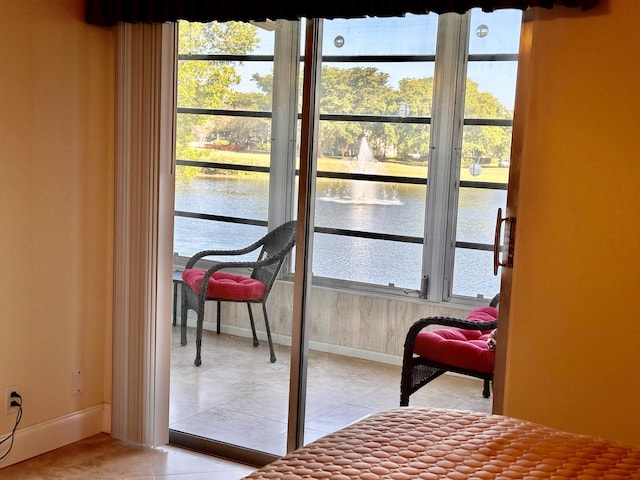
174,11,515,305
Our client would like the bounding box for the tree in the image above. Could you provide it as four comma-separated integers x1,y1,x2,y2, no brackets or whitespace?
462,79,514,162
393,78,435,158
319,66,394,159
176,23,514,176
176,21,260,183
177,21,259,110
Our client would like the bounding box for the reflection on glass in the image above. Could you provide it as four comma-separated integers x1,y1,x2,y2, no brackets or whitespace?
460,125,513,179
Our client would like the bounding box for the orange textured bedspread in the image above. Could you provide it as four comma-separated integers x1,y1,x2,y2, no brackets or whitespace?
243,407,640,479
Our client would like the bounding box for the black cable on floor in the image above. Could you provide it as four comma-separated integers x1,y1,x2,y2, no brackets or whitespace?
0,393,23,461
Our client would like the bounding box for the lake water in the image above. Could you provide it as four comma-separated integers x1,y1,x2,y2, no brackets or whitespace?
174,176,504,299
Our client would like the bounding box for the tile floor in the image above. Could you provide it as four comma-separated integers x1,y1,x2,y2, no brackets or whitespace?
169,325,492,456
0,325,492,478
0,433,256,479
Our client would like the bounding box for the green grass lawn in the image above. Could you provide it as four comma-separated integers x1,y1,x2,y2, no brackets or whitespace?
182,149,509,184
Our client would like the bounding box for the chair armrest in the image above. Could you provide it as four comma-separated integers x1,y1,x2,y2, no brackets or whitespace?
185,220,296,269
409,316,497,333
402,316,498,363
185,244,263,269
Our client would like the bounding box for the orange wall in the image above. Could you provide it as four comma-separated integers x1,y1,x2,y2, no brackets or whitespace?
503,0,640,444
0,0,114,434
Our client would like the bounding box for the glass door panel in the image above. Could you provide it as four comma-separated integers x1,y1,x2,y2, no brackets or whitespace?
304,14,441,444
170,20,297,459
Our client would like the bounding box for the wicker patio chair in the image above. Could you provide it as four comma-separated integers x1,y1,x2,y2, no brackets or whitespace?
400,294,499,406
180,220,296,366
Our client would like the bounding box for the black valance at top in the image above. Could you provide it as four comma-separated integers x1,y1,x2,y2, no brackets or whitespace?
86,0,598,26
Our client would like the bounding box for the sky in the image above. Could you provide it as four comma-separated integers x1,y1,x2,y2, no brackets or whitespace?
235,9,522,110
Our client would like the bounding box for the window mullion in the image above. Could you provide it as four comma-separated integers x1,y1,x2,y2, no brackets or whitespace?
423,12,470,302
269,20,301,254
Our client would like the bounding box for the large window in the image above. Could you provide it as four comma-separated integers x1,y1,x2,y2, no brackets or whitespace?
174,10,521,304
174,21,276,257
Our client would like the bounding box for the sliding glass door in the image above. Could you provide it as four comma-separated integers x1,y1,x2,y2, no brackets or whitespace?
169,10,521,462
169,20,299,461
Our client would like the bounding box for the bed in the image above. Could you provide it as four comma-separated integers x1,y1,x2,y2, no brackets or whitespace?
242,407,640,479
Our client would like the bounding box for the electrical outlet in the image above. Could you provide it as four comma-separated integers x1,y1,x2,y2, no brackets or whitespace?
72,369,84,395
4,386,20,415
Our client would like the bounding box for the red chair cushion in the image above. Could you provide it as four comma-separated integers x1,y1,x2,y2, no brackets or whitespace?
413,306,498,374
466,306,499,332
182,269,266,302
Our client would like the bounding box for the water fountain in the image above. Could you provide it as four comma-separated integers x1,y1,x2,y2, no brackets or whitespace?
319,134,402,205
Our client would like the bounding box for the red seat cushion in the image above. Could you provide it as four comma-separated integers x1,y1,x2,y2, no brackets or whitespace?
182,269,266,302
413,306,498,374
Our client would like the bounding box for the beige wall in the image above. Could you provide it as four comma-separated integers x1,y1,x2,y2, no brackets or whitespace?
0,0,114,437
503,0,640,445
195,283,477,363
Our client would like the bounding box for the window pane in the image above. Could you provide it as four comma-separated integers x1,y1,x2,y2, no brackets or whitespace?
315,179,426,235
175,20,275,258
177,22,275,111
178,60,274,111
311,13,435,291
465,61,518,118
318,16,437,118
456,186,506,245
174,217,268,259
178,21,268,55
468,9,522,54
174,164,269,256
305,15,440,451
312,233,423,288
322,15,438,56
318,121,431,172
319,62,435,117
175,167,269,218
453,249,500,299
452,8,520,298
313,127,427,287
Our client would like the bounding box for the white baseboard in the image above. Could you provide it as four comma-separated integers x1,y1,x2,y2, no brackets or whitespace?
197,322,404,366
0,404,110,469
186,321,490,373
307,340,403,366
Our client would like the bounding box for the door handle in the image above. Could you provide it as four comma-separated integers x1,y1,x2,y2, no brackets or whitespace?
493,208,516,275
